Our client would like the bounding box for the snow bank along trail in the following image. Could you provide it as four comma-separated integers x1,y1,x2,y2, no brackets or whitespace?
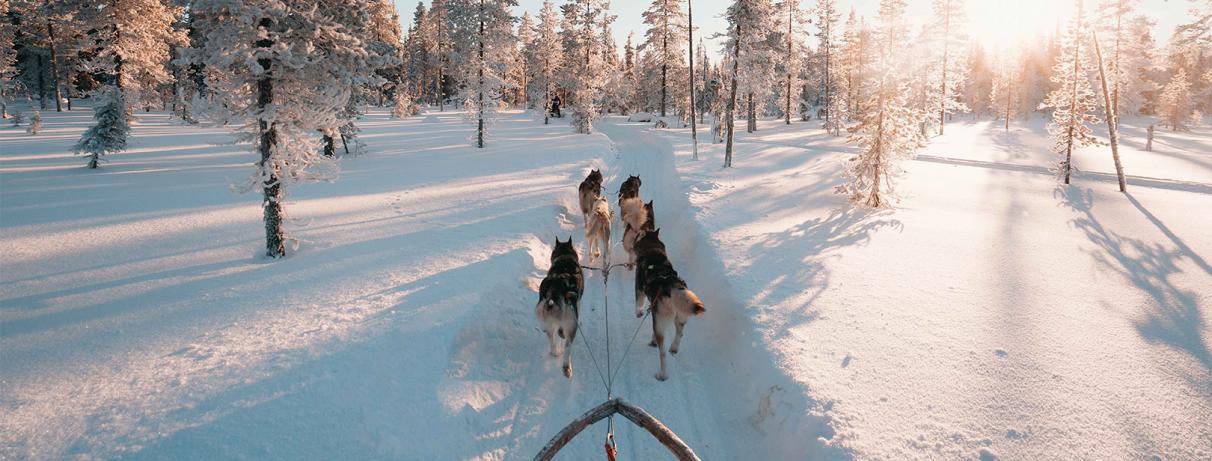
654,117,1212,460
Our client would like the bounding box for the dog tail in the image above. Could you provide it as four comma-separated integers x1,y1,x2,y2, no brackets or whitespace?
674,288,705,316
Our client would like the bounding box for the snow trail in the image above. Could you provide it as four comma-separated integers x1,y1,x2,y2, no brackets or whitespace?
582,119,842,459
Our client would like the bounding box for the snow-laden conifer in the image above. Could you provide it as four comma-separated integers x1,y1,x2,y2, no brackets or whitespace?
838,0,926,207
1158,68,1194,131
1040,0,1100,184
191,0,374,258
75,87,129,169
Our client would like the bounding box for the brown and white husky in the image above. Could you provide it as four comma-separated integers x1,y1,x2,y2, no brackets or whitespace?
585,196,611,263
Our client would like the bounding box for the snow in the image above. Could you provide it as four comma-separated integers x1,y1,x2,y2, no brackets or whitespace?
657,115,1212,459
2,104,1210,459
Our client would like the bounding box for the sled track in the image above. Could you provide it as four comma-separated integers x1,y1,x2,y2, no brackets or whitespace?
577,119,842,460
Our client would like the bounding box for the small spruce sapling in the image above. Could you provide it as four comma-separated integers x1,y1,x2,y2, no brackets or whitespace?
75,87,130,169
27,110,41,135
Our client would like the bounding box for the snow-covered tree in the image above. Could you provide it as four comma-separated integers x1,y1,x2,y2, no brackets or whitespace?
0,0,17,119
75,86,128,169
532,0,563,124
461,0,517,147
638,0,688,117
562,0,612,134
77,0,185,107
838,0,926,207
514,12,535,107
1040,0,1100,184
721,0,776,166
26,109,41,134
774,0,809,125
817,0,842,134
990,48,1020,130
429,0,452,109
192,0,374,258
930,0,968,134
1095,0,1138,118
1157,67,1194,131
1118,15,1159,115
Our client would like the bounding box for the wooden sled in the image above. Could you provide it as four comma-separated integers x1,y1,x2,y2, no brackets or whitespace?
534,398,701,461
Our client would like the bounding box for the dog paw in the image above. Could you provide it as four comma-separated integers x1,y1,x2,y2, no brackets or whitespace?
636,311,645,318
563,365,573,378
550,350,560,357
655,372,667,381
670,347,679,355
648,339,657,347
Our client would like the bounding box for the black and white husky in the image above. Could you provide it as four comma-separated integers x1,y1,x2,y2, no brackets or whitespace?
578,169,603,219
536,237,585,378
633,229,706,381
617,175,641,209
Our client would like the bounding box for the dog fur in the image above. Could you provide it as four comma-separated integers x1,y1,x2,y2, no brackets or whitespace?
585,196,611,263
633,229,706,381
617,175,641,208
578,169,603,219
622,200,654,266
535,237,585,378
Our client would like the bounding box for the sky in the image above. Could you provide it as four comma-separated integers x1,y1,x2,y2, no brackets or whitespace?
393,0,1198,60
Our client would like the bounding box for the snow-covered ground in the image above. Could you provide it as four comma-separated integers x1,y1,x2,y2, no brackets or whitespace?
662,115,1212,459
1,106,1209,460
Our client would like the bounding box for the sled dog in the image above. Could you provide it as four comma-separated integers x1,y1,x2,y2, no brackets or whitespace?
622,200,654,266
578,169,603,219
633,229,706,381
617,175,641,208
585,196,611,263
536,237,585,378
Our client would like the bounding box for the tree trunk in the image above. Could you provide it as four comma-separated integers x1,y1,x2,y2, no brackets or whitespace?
746,92,755,133
660,0,668,118
47,16,62,112
257,18,285,258
476,0,485,148
938,2,949,135
36,54,47,110
724,22,741,168
784,1,792,125
1093,31,1126,192
688,0,698,160
322,133,335,157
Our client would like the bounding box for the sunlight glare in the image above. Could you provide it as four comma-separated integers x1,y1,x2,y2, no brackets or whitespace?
966,0,1073,50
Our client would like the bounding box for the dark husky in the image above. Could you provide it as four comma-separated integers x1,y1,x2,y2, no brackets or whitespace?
622,200,655,266
578,169,603,219
633,229,706,381
535,237,585,378
617,175,641,206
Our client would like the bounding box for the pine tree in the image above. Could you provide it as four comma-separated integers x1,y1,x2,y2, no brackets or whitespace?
721,0,775,166
192,0,375,258
1158,68,1194,131
563,0,612,134
430,0,452,109
817,0,842,134
532,0,563,124
839,0,925,207
515,12,535,107
990,48,1020,130
0,0,16,119
462,0,517,148
1040,0,1100,185
26,109,40,134
639,0,688,117
931,0,967,134
1096,0,1138,119
75,86,129,168
774,0,808,125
